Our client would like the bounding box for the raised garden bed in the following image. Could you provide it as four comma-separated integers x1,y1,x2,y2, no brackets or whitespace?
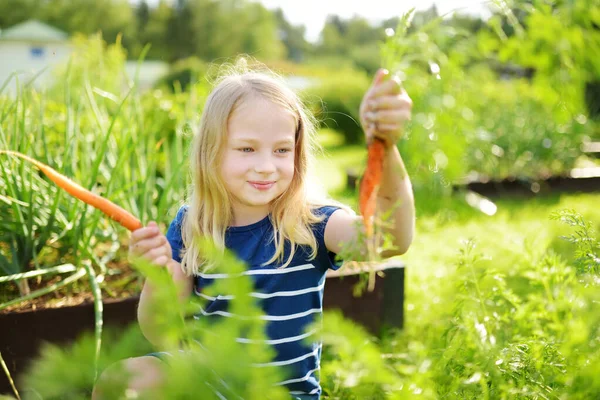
345,166,600,198
324,260,405,335
457,167,600,198
0,296,140,396
0,261,405,395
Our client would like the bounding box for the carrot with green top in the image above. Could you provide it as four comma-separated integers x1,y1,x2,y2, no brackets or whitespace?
357,137,386,290
1,150,142,231
359,69,393,240
359,137,386,239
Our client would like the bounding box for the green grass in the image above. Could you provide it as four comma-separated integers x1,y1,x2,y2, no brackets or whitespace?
402,192,599,329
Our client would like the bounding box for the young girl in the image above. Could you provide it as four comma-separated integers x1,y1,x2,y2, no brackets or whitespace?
93,65,414,400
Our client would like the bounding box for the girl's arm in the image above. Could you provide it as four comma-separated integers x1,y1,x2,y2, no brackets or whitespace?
375,145,415,256
324,69,415,258
130,222,192,347
361,69,415,256
324,148,414,258
138,260,192,348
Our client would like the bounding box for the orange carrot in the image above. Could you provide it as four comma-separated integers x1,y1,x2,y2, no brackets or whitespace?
1,150,142,231
359,137,386,238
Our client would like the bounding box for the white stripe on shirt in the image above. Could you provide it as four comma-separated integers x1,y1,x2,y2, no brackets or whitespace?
251,345,321,368
236,329,317,345
290,388,320,395
275,367,320,386
198,263,316,279
193,305,322,321
251,282,326,299
194,282,325,301
195,292,235,301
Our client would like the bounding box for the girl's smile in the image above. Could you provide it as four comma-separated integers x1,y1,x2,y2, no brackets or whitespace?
248,180,276,191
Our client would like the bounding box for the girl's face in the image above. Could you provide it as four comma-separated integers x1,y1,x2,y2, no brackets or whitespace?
221,97,297,223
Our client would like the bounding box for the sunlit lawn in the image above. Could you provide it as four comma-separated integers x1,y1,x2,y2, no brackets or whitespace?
400,191,599,334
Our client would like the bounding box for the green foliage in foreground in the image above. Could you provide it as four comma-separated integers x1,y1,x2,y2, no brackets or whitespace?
16,194,600,399
22,238,289,400
389,194,600,400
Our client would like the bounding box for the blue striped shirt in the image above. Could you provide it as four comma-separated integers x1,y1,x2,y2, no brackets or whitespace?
166,205,342,399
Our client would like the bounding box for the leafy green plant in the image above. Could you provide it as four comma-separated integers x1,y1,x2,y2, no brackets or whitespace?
0,350,20,400
22,239,293,400
376,3,598,200
0,37,208,390
318,311,397,399
392,202,600,399
551,209,600,276
0,84,85,299
0,34,207,309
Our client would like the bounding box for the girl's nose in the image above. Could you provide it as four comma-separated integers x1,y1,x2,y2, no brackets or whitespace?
254,153,276,173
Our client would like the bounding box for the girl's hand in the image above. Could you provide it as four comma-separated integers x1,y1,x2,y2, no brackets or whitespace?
129,221,173,268
359,68,413,147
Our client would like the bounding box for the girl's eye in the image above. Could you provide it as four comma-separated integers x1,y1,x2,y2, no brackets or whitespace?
237,147,291,153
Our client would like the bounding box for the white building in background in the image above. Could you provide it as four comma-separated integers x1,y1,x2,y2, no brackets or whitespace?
0,20,71,93
0,19,168,94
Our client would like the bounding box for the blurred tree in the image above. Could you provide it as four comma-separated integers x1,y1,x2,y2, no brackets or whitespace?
316,15,384,73
345,17,384,45
382,16,400,31
273,8,309,62
314,10,485,75
449,13,486,34
1,0,285,63
135,0,173,60
137,0,150,32
474,0,600,123
165,0,198,61
408,5,439,32
0,0,37,28
318,17,345,56
38,0,136,49
318,15,384,55
383,9,484,38
232,1,285,60
166,0,284,62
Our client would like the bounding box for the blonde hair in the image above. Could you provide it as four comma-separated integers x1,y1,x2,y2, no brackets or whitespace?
180,60,351,276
